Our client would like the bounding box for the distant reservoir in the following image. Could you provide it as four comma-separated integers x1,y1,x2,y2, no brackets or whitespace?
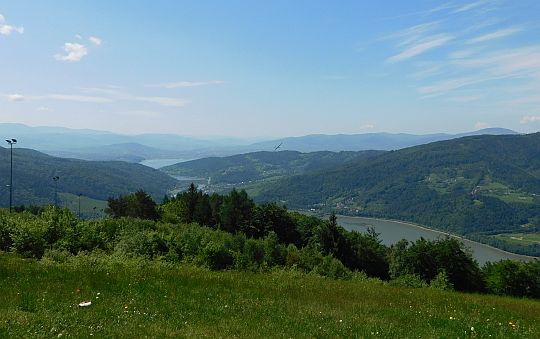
337,215,535,266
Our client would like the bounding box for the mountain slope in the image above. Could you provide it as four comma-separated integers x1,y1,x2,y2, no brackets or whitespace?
0,147,178,206
161,150,385,184
248,128,518,152
255,133,540,254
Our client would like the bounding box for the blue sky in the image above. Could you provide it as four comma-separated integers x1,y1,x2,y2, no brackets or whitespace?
1,0,539,137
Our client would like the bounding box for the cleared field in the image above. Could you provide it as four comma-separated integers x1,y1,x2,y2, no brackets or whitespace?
1,253,539,338
58,192,108,218
493,233,540,246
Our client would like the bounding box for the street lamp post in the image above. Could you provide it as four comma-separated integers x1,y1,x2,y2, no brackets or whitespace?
53,176,60,208
5,139,17,212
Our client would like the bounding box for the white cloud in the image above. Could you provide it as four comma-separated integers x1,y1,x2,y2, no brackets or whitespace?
46,94,112,103
37,106,53,112
467,27,521,44
388,35,453,63
419,46,540,96
150,80,225,89
385,21,440,47
520,115,540,124
55,43,88,62
453,0,490,13
452,46,540,78
449,49,480,59
115,110,161,118
447,95,481,103
418,75,505,96
89,36,102,46
135,96,189,107
2,92,112,103
475,122,489,129
0,14,24,36
359,124,375,131
7,94,25,102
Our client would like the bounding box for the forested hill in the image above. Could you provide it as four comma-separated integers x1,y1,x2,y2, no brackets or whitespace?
161,150,385,184
256,133,540,254
0,147,178,206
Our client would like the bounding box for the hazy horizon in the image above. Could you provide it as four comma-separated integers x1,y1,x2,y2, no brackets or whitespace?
1,1,540,137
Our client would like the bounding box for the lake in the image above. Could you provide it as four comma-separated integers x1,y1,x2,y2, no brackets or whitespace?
336,215,535,265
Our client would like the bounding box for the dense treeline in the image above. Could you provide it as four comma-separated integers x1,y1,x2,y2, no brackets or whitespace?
2,185,539,299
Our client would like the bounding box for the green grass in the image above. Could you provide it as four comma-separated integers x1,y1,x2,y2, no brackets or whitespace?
493,233,540,246
58,193,108,218
1,253,539,338
478,180,535,204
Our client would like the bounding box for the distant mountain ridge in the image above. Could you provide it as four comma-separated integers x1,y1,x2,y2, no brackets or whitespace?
0,123,518,162
248,128,518,152
0,146,178,207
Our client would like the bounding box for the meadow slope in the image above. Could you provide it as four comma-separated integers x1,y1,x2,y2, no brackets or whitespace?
1,253,539,338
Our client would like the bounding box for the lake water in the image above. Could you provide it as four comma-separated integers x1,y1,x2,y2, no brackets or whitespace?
337,215,536,266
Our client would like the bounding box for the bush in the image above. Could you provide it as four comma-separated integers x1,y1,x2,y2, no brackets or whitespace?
10,218,47,258
389,274,428,289
430,271,454,291
201,241,234,270
313,255,351,280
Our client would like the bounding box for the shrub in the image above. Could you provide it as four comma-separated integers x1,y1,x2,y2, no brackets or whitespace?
390,274,428,289
430,271,454,291
201,241,234,270
313,255,351,279
10,218,47,258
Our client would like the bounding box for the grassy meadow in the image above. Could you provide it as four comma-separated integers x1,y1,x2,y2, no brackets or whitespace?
1,252,539,338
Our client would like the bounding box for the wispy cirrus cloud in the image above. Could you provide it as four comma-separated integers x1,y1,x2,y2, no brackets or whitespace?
3,91,190,108
447,95,482,102
2,92,113,103
6,93,25,102
46,94,113,103
0,14,24,36
382,0,540,105
148,80,225,89
453,0,491,14
467,27,522,44
388,34,453,63
520,115,540,124
135,96,189,107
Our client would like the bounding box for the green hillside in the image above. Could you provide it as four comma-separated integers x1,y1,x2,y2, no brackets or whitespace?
161,150,384,185
0,147,178,206
256,133,540,256
2,253,539,338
